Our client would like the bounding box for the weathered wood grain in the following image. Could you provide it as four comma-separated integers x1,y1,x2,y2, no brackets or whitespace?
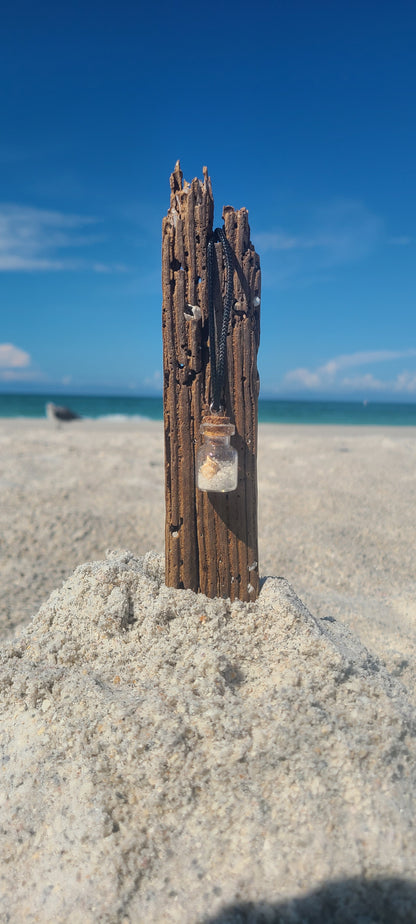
162,162,260,600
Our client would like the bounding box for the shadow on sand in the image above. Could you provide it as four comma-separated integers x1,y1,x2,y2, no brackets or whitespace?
203,876,416,923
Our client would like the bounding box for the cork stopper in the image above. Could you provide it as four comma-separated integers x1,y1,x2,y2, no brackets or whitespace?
200,413,235,438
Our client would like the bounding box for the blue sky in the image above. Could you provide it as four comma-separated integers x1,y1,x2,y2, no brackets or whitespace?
1,0,415,400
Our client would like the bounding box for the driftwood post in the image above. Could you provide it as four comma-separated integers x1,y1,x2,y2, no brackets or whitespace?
162,162,261,602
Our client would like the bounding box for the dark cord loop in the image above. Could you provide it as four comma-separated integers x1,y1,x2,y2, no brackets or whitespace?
207,227,234,412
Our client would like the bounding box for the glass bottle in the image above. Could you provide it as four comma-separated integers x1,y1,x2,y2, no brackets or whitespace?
196,415,238,493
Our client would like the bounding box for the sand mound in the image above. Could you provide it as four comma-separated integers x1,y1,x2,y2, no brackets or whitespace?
1,551,415,923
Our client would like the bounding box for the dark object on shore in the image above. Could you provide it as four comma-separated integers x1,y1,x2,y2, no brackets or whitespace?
46,402,82,423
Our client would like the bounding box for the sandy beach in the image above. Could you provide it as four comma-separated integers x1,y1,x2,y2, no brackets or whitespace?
1,418,415,691
1,418,416,921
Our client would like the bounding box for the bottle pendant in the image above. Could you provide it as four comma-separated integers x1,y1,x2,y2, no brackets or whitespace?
196,414,238,493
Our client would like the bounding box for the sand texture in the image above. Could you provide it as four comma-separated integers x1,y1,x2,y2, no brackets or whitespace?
1,418,415,697
1,549,416,923
1,418,416,921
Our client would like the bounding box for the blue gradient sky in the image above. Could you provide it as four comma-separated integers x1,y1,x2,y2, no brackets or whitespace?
1,0,415,399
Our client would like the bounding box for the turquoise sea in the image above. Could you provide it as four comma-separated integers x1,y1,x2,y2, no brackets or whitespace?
1,393,416,425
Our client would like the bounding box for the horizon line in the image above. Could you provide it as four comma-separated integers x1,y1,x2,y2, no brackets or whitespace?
1,389,416,407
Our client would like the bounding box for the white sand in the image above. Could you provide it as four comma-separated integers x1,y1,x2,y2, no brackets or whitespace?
1,549,415,922
0,419,165,638
1,418,415,693
1,418,416,921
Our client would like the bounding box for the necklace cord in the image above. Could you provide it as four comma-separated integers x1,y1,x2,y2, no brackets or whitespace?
207,228,234,412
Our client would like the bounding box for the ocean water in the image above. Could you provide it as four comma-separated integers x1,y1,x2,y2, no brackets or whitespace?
1,393,416,425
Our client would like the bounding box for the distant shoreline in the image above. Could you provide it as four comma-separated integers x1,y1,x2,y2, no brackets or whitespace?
1,393,416,425
1,418,416,438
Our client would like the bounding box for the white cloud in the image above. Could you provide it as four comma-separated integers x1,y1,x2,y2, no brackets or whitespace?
144,369,162,389
254,231,300,251
92,262,128,274
389,236,413,246
340,373,386,391
0,343,31,368
255,199,383,279
283,349,416,395
0,255,68,271
339,371,416,394
284,367,322,388
319,349,416,376
394,372,416,394
0,368,45,383
0,204,124,272
0,342,47,383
